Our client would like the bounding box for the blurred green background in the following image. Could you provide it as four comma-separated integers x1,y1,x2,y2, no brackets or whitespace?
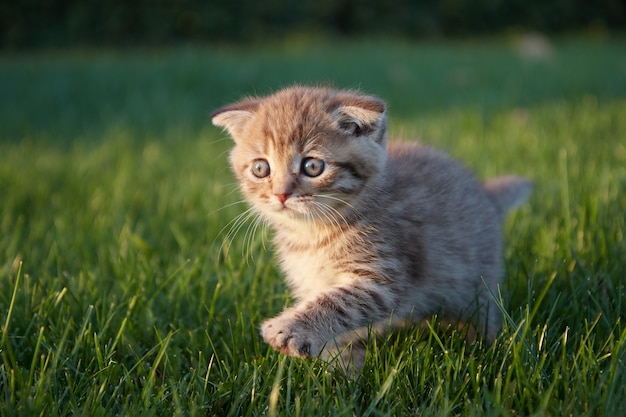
2,0,625,48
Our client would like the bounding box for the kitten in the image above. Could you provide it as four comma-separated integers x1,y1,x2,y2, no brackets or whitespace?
212,86,531,368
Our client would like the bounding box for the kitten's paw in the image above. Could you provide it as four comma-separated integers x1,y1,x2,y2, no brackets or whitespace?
261,315,320,358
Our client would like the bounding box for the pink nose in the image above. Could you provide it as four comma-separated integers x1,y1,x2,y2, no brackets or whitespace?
276,193,292,204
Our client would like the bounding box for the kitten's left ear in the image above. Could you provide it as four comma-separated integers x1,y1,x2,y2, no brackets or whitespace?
211,98,261,139
332,96,386,141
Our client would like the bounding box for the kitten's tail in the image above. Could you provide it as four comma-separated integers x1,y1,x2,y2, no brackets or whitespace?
483,176,532,218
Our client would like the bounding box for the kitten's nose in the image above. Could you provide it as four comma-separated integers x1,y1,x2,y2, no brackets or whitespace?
276,193,292,204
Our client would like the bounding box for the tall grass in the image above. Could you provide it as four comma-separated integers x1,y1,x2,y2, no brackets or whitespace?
1,36,625,416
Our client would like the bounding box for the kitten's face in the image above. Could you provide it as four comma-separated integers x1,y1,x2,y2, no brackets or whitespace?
212,87,388,225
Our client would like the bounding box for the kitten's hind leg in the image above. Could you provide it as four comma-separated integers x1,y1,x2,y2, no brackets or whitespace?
321,333,368,378
450,293,502,343
320,320,397,376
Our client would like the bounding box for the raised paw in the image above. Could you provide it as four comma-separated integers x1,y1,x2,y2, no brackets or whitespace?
261,314,321,358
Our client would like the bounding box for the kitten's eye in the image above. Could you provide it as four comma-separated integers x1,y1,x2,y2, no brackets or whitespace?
301,157,325,177
251,159,270,178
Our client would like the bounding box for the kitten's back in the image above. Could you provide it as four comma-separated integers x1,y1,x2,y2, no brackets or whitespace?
385,141,531,221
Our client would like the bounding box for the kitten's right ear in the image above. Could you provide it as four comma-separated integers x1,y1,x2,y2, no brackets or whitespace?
211,98,260,139
331,95,386,141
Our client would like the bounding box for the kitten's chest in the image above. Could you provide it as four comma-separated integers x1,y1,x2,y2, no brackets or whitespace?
274,233,356,300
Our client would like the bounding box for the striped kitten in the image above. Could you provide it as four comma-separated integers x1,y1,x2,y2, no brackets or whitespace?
212,86,531,367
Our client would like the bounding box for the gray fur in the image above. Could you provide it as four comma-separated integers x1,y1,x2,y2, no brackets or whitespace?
212,86,531,369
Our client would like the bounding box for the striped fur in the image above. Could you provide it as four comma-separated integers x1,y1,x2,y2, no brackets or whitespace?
212,86,531,368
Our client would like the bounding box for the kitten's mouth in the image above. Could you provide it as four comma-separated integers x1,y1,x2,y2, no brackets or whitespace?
272,195,312,217
274,195,345,224
276,200,301,213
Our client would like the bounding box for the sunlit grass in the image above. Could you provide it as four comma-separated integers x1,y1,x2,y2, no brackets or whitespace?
1,37,625,415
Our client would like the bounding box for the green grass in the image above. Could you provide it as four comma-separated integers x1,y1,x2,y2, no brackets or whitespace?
1,36,626,416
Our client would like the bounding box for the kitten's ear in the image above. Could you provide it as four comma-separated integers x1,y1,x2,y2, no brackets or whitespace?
211,98,260,139
332,96,386,139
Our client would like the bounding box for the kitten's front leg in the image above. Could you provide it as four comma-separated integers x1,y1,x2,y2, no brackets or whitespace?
261,282,394,359
261,309,319,358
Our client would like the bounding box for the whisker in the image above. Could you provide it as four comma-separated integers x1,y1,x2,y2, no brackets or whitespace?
207,199,248,216
311,197,353,228
212,181,242,191
316,193,367,225
215,206,258,256
260,218,270,252
207,136,234,146
221,185,244,198
315,193,357,210
310,200,349,243
243,213,266,263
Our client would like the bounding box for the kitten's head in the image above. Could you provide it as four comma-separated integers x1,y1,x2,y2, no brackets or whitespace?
212,86,387,226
